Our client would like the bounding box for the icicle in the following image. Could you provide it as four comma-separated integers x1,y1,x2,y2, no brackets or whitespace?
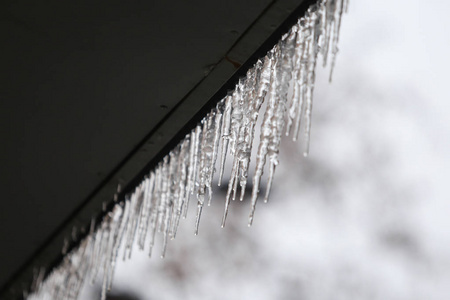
208,106,223,205
248,48,278,225
329,0,345,82
293,19,310,142
266,29,297,202
101,208,123,300
320,0,333,68
149,164,164,257
157,157,169,234
303,9,321,157
26,1,349,298
286,23,302,137
107,203,129,291
158,156,171,257
183,125,201,222
192,125,202,195
89,221,107,284
169,139,188,239
222,78,249,226
184,132,196,218
136,177,151,250
237,65,260,202
168,148,181,240
137,173,155,249
171,138,189,238
123,186,145,260
218,95,232,186
195,113,216,235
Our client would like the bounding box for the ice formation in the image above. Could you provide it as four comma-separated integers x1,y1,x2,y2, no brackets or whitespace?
26,1,347,299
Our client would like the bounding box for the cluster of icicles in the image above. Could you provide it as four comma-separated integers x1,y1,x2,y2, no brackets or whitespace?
27,1,347,299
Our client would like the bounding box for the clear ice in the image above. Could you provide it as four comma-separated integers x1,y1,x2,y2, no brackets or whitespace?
26,1,347,299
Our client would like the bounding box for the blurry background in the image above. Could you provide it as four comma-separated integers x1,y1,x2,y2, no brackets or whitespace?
81,0,450,299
